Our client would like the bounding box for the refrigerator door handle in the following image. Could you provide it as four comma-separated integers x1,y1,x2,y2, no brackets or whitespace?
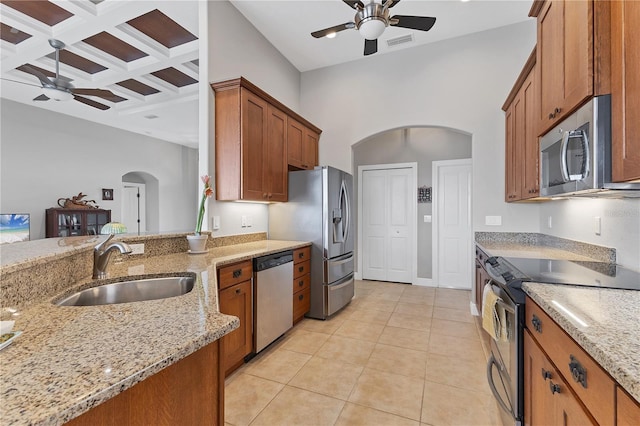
340,179,350,244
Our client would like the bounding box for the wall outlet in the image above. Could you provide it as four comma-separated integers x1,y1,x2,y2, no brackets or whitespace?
129,243,145,255
594,216,601,235
246,215,253,227
241,215,247,227
485,216,502,226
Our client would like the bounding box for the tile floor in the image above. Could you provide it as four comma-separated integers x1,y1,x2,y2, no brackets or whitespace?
224,280,501,426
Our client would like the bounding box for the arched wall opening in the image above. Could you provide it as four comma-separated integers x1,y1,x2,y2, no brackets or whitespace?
352,125,472,281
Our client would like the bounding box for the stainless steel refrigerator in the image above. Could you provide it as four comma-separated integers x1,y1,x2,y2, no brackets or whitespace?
269,166,354,319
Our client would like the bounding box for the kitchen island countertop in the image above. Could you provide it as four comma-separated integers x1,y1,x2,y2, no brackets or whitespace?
0,239,310,426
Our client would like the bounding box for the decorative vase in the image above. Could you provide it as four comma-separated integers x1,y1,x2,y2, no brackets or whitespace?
186,234,208,253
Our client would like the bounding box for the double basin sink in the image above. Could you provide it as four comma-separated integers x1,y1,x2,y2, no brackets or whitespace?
55,274,195,306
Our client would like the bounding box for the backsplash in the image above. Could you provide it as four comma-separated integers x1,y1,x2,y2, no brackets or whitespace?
475,232,616,263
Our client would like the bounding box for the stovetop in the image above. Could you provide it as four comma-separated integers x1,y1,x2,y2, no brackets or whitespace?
490,256,640,291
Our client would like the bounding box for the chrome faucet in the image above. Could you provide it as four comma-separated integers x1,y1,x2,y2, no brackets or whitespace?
93,234,132,279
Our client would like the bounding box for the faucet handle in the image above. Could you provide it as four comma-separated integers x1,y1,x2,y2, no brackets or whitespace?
95,234,114,251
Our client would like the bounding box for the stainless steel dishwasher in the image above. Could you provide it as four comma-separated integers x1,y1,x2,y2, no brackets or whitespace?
253,250,293,353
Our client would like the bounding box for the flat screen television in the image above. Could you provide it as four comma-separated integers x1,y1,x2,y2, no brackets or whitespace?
0,214,30,244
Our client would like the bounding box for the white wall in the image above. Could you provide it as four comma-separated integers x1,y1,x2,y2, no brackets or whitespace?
540,199,640,271
0,99,198,240
204,0,302,237
300,21,539,234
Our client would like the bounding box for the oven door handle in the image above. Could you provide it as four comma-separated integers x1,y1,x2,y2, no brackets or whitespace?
487,354,516,418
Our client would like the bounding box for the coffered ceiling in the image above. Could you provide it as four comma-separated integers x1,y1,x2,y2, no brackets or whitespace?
0,0,200,147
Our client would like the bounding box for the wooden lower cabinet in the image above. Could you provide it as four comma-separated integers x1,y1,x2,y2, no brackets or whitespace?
617,387,640,426
292,246,311,323
524,330,595,426
218,260,253,376
66,340,224,426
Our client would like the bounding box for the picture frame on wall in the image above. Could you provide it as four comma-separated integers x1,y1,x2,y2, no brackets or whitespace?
102,188,114,201
0,214,30,244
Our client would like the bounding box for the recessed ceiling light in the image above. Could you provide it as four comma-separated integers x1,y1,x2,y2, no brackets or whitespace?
144,114,159,119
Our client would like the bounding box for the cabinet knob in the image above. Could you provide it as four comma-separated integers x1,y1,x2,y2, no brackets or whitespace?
268,193,273,199
549,381,561,394
235,288,241,295
299,266,304,273
232,269,242,278
298,280,304,287
298,252,304,259
298,294,304,301
541,368,552,381
531,315,542,333
569,355,588,388
263,193,267,198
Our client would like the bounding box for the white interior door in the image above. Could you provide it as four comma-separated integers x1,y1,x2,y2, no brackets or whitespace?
122,183,146,234
361,167,414,283
433,159,472,289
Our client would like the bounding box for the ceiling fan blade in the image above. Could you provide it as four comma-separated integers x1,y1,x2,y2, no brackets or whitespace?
364,38,378,56
383,0,401,8
0,77,42,88
19,64,54,87
72,88,120,102
33,94,50,101
390,15,436,32
311,22,355,38
73,95,110,110
343,0,364,9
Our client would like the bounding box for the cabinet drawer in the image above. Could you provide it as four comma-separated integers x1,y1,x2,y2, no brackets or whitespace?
293,246,311,264
293,260,310,279
293,274,310,294
218,260,253,290
526,296,615,425
293,286,310,321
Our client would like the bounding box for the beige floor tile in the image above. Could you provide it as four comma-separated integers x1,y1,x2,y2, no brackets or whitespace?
224,374,284,426
345,307,393,325
357,298,399,313
334,318,385,342
367,343,428,378
435,291,473,310
251,386,345,426
298,315,345,334
422,380,499,426
349,368,425,421
388,311,432,332
425,353,490,393
430,318,480,340
395,302,434,317
243,348,311,383
402,285,436,297
368,291,403,302
427,333,486,361
289,356,363,400
315,335,376,366
279,328,331,355
378,326,430,352
432,306,475,324
399,294,435,305
335,403,420,426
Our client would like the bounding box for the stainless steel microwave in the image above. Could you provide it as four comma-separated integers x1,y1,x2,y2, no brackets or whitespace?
540,95,640,197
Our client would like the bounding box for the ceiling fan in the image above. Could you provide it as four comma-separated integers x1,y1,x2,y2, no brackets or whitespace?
311,0,436,56
6,39,120,110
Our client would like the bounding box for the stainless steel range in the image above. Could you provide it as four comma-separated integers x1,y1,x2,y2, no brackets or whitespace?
480,248,640,426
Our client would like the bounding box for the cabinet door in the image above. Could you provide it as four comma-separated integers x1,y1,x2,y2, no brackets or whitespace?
219,280,252,375
265,105,288,201
303,128,319,170
505,102,521,201
524,330,555,426
287,118,305,169
241,90,268,201
521,72,539,197
611,0,640,182
537,0,593,135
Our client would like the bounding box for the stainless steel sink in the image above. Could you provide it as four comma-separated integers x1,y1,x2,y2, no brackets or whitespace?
55,275,195,306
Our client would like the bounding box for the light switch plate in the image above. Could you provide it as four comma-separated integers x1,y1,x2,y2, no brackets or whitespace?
485,216,502,226
594,216,601,235
129,243,144,255
424,215,432,223
212,216,220,230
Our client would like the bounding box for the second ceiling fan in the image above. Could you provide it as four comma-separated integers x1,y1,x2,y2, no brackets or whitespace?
311,0,436,56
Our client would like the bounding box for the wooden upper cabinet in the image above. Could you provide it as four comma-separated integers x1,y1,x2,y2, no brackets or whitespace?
533,0,593,136
611,0,640,182
288,117,319,171
212,77,322,201
503,49,538,202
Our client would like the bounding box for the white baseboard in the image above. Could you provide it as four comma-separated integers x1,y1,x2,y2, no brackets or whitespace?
413,278,434,287
354,271,362,281
470,301,480,316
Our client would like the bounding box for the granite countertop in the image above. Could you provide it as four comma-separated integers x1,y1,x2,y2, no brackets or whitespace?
476,241,599,261
0,239,310,426
523,283,640,404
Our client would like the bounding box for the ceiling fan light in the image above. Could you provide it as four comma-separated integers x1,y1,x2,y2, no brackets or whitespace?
325,32,337,39
358,19,386,40
42,87,73,102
